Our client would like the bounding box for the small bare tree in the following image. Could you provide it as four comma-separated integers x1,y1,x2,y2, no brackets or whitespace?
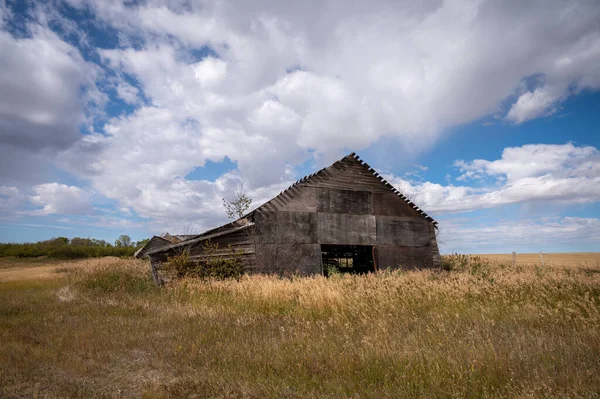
222,184,252,220
221,185,302,276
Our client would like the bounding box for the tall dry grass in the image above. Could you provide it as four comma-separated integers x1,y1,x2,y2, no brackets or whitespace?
1,256,599,398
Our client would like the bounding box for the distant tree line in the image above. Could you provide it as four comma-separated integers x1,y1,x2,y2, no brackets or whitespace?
0,235,150,260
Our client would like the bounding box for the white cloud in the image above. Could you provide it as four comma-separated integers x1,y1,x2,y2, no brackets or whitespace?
506,86,563,124
388,143,600,214
455,143,599,182
115,81,139,104
192,57,227,88
0,21,102,184
29,183,90,215
3,1,600,235
0,186,26,218
438,217,600,254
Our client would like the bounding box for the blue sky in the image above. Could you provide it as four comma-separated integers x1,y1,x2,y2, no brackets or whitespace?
0,0,599,253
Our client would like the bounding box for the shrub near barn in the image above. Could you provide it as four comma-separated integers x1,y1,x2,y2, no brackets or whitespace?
164,242,244,280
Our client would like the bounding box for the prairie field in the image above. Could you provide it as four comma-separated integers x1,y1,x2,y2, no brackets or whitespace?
1,255,600,398
479,252,600,267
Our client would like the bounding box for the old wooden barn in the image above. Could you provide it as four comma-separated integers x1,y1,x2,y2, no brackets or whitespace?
141,153,440,284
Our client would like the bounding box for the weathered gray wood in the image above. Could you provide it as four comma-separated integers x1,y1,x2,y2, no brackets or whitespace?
135,236,172,259
317,213,376,245
254,210,318,244
148,153,440,278
150,258,164,287
371,192,421,217
429,224,441,268
376,217,431,246
277,186,317,212
317,188,371,214
254,243,321,275
378,245,434,270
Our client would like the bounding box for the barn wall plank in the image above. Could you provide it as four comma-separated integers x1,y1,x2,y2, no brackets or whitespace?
254,210,318,244
377,245,434,270
277,187,317,212
376,217,431,247
318,213,376,245
254,243,322,275
372,192,420,217
317,188,371,214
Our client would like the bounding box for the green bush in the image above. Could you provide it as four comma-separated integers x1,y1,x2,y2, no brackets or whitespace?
165,242,244,281
47,246,90,260
0,237,139,259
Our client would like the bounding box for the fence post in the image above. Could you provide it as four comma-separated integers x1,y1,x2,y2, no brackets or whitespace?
512,252,516,267
539,251,544,267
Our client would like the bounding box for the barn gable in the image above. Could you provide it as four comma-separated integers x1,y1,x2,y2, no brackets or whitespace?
255,153,435,224
145,152,440,283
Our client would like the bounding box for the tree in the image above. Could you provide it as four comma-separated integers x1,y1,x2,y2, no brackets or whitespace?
115,235,132,247
70,237,93,246
222,184,252,220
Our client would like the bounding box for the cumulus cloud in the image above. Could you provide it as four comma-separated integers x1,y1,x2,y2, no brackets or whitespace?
439,217,600,253
506,86,564,124
389,143,600,214
0,18,102,184
115,81,139,105
29,183,91,215
0,186,26,219
3,0,600,235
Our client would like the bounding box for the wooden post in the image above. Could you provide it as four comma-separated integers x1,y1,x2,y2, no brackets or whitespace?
150,258,164,287
512,252,516,267
539,251,544,267
466,254,470,265
372,246,378,272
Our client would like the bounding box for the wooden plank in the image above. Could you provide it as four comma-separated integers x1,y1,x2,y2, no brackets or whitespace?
254,243,322,275
317,188,371,214
376,217,431,246
377,245,434,270
277,186,317,212
254,210,318,244
372,192,421,217
318,213,376,245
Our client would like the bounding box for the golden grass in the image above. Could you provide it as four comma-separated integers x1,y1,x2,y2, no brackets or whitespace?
1,256,599,398
479,252,600,267
0,257,126,282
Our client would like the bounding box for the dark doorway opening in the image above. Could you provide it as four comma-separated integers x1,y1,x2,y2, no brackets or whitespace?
321,245,376,276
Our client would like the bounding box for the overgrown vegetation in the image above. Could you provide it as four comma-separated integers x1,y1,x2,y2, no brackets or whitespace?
164,242,244,280
0,236,145,259
1,255,599,398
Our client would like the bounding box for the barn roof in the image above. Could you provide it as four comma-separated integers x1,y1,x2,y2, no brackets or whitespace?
134,235,173,258
253,152,437,224
144,152,436,257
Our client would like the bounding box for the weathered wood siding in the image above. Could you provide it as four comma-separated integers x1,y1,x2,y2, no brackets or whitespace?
257,155,439,272
148,154,439,278
317,213,376,245
377,245,435,269
135,236,172,259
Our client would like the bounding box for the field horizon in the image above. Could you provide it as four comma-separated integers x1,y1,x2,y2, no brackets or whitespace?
1,254,599,398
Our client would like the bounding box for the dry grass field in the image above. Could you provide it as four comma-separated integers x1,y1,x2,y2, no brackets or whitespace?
479,252,600,267
1,254,599,398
